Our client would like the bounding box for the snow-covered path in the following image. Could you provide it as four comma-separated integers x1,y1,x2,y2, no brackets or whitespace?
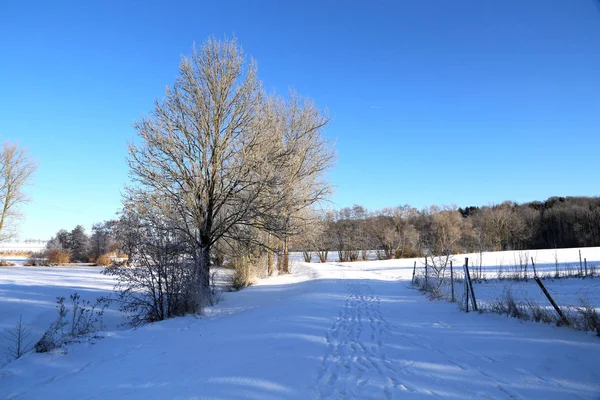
1,262,599,399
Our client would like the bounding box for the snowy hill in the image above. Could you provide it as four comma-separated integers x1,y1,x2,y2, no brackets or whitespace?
1,252,599,399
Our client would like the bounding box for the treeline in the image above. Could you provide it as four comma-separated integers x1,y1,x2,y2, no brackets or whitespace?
41,222,121,265
294,196,600,262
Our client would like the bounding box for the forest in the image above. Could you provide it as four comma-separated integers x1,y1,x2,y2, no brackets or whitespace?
294,196,600,262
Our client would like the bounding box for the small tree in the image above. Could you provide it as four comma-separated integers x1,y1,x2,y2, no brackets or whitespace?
3,315,33,362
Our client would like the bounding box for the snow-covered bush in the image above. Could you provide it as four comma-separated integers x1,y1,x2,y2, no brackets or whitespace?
35,293,106,353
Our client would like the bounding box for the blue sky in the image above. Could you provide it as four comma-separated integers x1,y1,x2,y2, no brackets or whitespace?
1,0,599,240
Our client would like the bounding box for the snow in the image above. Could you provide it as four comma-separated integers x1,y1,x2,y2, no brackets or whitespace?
468,277,600,314
1,249,600,399
0,242,47,254
0,266,123,367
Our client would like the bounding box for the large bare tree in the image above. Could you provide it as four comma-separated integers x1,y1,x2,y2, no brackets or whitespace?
127,37,334,309
0,142,36,242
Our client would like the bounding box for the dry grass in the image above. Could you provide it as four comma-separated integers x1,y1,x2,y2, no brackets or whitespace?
47,249,71,265
576,300,600,336
487,290,527,320
95,254,112,266
0,251,33,257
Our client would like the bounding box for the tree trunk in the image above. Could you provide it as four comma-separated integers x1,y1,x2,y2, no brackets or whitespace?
283,237,289,274
267,234,274,276
267,250,274,276
195,244,211,309
276,249,283,273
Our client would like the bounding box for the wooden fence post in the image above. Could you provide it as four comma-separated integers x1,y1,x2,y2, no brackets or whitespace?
584,258,588,277
531,257,538,278
411,261,416,284
450,260,455,302
464,259,469,312
579,250,583,275
533,275,570,326
425,257,428,288
465,257,478,311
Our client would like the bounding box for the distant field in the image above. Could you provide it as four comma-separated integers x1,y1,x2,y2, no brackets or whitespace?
0,242,47,257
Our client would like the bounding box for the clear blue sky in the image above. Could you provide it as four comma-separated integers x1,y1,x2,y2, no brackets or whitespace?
1,0,599,240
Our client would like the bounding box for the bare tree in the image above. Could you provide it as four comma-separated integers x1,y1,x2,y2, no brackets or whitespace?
127,37,334,310
417,206,468,295
367,205,419,260
0,142,36,241
3,315,33,362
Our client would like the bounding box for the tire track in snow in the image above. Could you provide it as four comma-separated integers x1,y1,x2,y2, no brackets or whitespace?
316,278,414,399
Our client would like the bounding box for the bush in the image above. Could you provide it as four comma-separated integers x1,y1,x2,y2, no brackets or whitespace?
395,245,421,259
95,254,112,266
47,249,71,265
35,293,106,353
0,260,16,266
232,256,254,290
105,245,199,327
24,251,48,266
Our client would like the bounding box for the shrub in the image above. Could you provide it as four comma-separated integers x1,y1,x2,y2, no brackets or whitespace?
105,241,199,327
24,251,48,266
395,245,421,259
47,249,71,265
35,293,106,353
0,260,16,266
95,254,112,266
232,256,254,290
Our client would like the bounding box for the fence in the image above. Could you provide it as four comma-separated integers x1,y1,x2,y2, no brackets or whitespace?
412,252,600,335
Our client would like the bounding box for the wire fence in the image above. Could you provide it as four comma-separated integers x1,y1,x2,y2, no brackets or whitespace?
412,254,600,336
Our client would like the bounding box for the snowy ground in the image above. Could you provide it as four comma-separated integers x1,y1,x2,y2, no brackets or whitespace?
329,248,600,314
0,266,122,368
468,277,600,314
1,251,599,399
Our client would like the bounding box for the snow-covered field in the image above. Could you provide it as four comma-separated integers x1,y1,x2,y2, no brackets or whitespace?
0,242,47,254
0,266,122,367
1,249,599,399
331,248,600,315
